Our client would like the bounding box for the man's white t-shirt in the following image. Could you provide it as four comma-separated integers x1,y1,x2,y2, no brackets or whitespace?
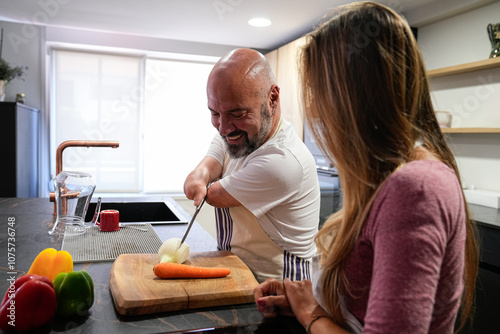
207,117,320,282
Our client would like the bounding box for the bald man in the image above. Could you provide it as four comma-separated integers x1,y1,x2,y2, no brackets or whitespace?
184,49,320,282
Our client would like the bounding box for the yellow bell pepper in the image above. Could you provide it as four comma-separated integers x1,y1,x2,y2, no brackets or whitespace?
27,248,73,281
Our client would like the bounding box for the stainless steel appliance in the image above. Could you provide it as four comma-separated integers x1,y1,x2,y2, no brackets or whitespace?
303,124,342,228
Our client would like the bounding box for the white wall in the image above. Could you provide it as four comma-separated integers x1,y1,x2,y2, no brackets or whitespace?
1,20,49,198
0,21,44,109
418,1,500,192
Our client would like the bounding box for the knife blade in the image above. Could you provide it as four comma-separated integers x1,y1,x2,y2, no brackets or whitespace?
180,183,212,246
179,195,207,245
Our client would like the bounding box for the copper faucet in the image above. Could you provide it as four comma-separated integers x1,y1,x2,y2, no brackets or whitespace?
49,140,120,212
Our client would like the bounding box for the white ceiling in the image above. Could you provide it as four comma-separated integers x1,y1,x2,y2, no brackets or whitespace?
0,0,496,51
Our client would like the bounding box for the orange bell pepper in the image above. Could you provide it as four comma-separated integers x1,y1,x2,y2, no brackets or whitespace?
27,248,73,281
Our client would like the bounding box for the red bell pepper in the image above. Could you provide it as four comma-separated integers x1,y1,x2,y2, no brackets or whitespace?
0,274,57,333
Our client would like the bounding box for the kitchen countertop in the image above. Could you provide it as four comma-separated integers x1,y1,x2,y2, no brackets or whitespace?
469,203,500,230
1,197,497,333
0,197,305,334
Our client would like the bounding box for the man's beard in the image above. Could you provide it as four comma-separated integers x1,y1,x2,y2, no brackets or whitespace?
223,104,273,159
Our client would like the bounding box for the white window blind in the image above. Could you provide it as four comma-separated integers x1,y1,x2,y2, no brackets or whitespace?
51,49,217,193
52,50,142,192
143,58,217,193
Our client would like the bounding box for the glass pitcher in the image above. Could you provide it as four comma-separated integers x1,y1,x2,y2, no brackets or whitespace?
49,171,96,236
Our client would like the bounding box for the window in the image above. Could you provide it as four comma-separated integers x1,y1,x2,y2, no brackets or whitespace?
143,58,217,192
51,48,217,193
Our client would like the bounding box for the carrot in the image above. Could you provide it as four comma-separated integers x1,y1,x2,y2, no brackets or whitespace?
153,262,231,279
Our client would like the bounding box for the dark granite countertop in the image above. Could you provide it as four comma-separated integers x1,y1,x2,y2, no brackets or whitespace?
0,197,304,334
2,197,496,333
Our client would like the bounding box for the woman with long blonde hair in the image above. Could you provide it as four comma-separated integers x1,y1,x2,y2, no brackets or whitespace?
254,2,478,333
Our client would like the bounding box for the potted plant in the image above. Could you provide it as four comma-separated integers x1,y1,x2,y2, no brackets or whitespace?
0,28,27,101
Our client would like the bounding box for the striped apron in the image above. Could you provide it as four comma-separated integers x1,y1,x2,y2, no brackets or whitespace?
215,205,312,283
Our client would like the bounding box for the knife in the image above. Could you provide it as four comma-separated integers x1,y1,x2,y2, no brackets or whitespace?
180,184,211,246
180,196,206,245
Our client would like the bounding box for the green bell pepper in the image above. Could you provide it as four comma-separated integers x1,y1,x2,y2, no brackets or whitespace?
53,270,94,317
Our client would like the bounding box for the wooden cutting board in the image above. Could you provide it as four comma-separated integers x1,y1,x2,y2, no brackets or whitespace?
109,251,259,316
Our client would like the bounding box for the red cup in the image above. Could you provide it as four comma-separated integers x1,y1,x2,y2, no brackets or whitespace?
98,209,120,232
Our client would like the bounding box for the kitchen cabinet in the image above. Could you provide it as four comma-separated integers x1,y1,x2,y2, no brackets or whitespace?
0,102,39,197
459,223,500,334
471,266,500,333
265,36,306,140
428,57,500,133
457,205,500,334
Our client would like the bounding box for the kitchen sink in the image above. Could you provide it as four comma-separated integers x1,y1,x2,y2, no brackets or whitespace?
85,200,187,224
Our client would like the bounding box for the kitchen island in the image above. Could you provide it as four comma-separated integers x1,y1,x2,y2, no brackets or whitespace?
0,197,305,334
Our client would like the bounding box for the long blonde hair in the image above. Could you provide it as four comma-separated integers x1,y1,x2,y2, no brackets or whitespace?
300,2,478,331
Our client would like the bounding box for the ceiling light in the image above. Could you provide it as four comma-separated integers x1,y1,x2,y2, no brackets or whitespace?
248,18,272,27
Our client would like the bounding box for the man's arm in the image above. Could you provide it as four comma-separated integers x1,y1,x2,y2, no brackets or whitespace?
184,156,242,208
206,180,241,208
184,156,222,206
184,156,241,208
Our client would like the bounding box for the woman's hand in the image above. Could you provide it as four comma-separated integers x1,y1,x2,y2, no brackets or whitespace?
253,278,293,318
283,278,325,328
255,278,344,333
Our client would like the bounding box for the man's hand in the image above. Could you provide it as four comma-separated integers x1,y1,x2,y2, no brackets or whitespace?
183,156,221,206
184,174,209,207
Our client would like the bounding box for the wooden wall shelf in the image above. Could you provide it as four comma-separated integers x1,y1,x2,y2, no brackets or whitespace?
427,57,500,78
441,128,500,134
429,58,500,133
